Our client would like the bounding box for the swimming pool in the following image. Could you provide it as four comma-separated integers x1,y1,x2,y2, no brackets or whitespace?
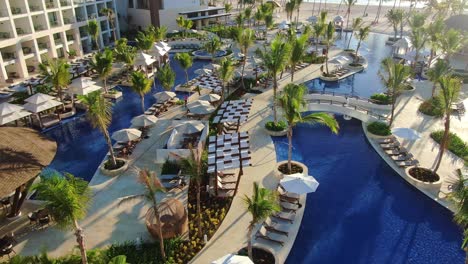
43,57,209,182
273,117,464,264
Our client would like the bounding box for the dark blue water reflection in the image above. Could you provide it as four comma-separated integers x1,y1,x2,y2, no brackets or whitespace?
43,57,208,181
274,117,464,264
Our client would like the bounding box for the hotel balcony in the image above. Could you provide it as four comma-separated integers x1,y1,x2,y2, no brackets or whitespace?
29,5,43,12
14,17,32,35
10,6,25,15
45,0,57,9
0,21,13,39
60,0,71,7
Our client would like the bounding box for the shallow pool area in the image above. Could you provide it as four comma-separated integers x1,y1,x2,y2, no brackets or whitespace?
272,117,464,264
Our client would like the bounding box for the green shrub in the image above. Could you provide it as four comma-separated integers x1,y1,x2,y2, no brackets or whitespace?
367,122,391,136
10,91,29,104
430,130,468,162
265,120,287,131
370,93,391,105
161,159,180,174
418,97,444,117
304,54,326,64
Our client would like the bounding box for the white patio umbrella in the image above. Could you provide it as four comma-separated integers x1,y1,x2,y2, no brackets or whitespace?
112,128,142,142
0,110,31,125
391,127,421,140
0,102,23,116
176,122,205,134
199,93,221,102
131,114,158,128
68,77,101,95
153,91,176,102
187,100,216,115
204,64,221,71
24,93,56,104
150,45,167,57
23,99,63,113
195,68,213,75
134,52,156,67
280,173,320,194
393,37,412,49
211,254,254,264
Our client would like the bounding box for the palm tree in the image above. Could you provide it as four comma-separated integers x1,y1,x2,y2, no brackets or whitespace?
259,36,290,122
447,175,468,263
100,8,117,42
150,25,168,42
289,34,308,81
33,172,92,264
244,7,252,27
379,57,413,126
243,182,280,260
409,27,428,71
323,22,335,75
224,3,233,24
294,0,304,29
114,38,137,68
78,91,117,167
426,17,445,68
135,31,154,53
90,48,114,94
279,83,339,173
235,13,245,27
119,169,167,260
374,0,384,23
285,1,295,22
157,63,175,91
235,28,255,89
130,71,153,113
313,22,326,52
176,16,193,38
87,20,100,50
204,36,222,61
174,52,193,84
440,28,465,63
346,17,363,49
427,59,451,97
39,58,71,103
386,9,401,41
217,57,235,101
354,24,371,63
344,0,357,30
433,76,461,173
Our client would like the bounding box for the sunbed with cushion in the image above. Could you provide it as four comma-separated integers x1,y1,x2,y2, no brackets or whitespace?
217,181,236,191
255,227,285,246
280,202,299,213
391,153,413,162
380,142,400,150
396,159,419,168
217,175,237,185
271,211,295,223
377,136,396,144
263,221,289,237
385,147,407,156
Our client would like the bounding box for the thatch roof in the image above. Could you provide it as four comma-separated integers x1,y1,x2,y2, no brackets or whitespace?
0,127,57,198
445,14,468,32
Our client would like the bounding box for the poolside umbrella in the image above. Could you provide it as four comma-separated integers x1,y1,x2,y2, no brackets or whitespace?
391,127,421,140
131,114,158,128
153,91,176,102
0,103,31,125
211,254,254,264
23,98,63,113
199,93,221,102
0,102,23,116
176,122,205,134
280,173,320,194
112,128,142,142
204,64,221,71
134,52,156,67
187,100,216,115
24,93,56,104
195,68,212,75
68,77,101,95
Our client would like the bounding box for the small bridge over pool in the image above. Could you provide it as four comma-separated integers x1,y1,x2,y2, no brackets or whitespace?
304,92,391,123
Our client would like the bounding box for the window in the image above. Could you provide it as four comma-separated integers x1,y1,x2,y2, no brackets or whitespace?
128,0,134,8
136,0,149,9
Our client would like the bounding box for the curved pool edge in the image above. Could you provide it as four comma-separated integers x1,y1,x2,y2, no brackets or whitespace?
361,121,457,213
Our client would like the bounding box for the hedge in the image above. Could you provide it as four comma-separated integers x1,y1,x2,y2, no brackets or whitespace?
430,130,468,162
418,97,444,117
367,122,391,136
265,120,287,131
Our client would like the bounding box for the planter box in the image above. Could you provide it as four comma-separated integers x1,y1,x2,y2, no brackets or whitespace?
405,167,442,193
275,160,308,179
104,91,122,99
264,127,288,137
319,75,339,82
99,158,128,177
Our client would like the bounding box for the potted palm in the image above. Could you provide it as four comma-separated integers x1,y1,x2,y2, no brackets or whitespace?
130,71,153,113
67,49,77,59
348,25,371,70
275,83,339,177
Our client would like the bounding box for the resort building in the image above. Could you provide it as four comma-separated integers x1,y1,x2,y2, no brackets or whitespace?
0,0,120,83
126,0,229,31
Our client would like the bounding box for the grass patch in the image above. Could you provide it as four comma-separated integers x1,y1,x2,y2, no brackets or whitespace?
265,120,287,132
430,130,468,162
418,97,444,117
370,93,391,105
367,122,391,136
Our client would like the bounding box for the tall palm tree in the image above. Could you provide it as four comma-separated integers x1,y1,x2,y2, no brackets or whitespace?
176,16,193,38
433,76,461,173
344,0,357,30
244,6,253,27
259,36,290,122
204,36,222,61
427,59,451,98
217,57,235,101
374,0,384,23
39,58,71,103
440,28,465,62
285,1,295,22
157,63,175,91
33,172,92,264
386,9,400,41
119,169,167,260
346,17,363,49
174,52,193,84
224,3,233,24
236,13,246,27
379,57,413,126
289,34,308,81
90,48,113,94
243,182,280,260
130,71,153,113
235,28,255,89
294,0,304,29
354,24,371,63
135,31,154,53
426,17,445,68
100,8,117,42
279,83,339,173
78,91,117,167
313,22,326,52
87,20,100,50
409,27,428,71
114,38,137,68
323,22,335,75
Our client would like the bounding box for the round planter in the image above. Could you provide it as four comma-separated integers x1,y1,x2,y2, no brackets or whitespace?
366,131,392,139
402,84,415,93
319,74,339,82
99,158,128,177
275,160,308,179
264,127,288,137
405,167,442,192
347,63,365,70
238,246,277,264
6,211,22,221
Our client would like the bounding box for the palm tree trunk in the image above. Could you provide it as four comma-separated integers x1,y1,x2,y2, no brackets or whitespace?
104,78,108,94
241,58,247,90
355,40,362,63
400,22,403,39
389,91,396,126
273,77,278,122
363,0,370,17
247,223,254,260
431,83,437,98
288,126,293,173
347,30,353,49
73,220,88,264
346,7,351,30
104,129,117,167
111,20,117,42
337,0,343,14
433,114,450,173
140,95,145,113
393,0,397,9
197,182,202,237
318,0,322,13
312,0,316,15
153,205,167,260
290,63,295,82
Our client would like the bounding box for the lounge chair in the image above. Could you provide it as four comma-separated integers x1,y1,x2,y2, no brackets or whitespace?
217,171,236,178
396,159,419,168
380,142,400,150
377,136,396,144
391,153,413,162
271,211,295,224
280,202,299,213
277,186,300,204
217,175,237,185
385,147,407,156
263,221,289,237
255,227,285,246
217,181,236,191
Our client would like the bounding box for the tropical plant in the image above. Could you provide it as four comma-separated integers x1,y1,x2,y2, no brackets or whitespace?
278,83,339,173
433,76,461,173
114,38,137,67
427,59,451,97
409,27,428,71
285,1,295,22
289,34,309,81
100,7,117,42
354,24,371,63
313,21,326,52
217,57,235,101
90,48,114,94
235,13,245,27
130,71,153,113
224,3,233,24
174,52,193,84
258,36,290,122
379,57,413,126
149,25,168,42
294,0,304,29
204,36,222,61
38,58,71,103
385,9,403,41
344,0,357,30
440,28,466,62
108,255,128,264
119,169,167,261
426,16,445,67
346,17,363,49
33,172,92,264
87,20,100,50
374,0,384,23
244,6,252,27
78,91,117,168
135,31,154,53
234,28,255,89
243,182,280,260
407,11,427,29
323,22,336,75
176,16,193,38
157,63,175,91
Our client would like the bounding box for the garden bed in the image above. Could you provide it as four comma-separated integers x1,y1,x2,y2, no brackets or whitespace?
430,131,468,163
367,122,391,136
408,167,440,183
418,97,443,117
100,159,128,176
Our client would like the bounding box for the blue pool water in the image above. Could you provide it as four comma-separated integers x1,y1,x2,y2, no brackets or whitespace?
273,118,464,264
193,50,228,58
43,57,208,181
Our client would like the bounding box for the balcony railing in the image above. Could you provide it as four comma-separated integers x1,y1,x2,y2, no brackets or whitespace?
76,15,86,22
16,28,27,35
34,25,45,31
66,34,74,41
60,1,70,6
63,17,74,24
88,13,97,19
22,47,33,55
54,38,62,45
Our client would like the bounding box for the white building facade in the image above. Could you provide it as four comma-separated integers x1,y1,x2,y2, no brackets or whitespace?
0,0,120,83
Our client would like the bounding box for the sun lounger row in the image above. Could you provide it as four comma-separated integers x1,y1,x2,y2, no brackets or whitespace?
144,98,178,116
171,43,200,50
377,136,420,168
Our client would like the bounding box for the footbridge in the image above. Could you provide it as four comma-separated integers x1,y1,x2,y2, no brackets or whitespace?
304,92,390,123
